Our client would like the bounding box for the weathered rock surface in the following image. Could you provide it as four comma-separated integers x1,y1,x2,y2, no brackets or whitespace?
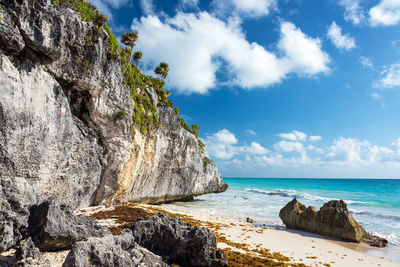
130,212,227,266
0,0,226,215
62,229,167,267
279,199,388,247
28,198,108,251
0,178,32,253
13,238,51,267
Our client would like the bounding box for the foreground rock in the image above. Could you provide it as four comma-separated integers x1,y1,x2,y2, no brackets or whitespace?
63,230,167,267
279,199,388,247
13,238,51,267
28,198,108,251
130,212,227,266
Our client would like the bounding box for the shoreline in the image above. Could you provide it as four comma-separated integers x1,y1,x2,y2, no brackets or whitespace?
78,203,399,267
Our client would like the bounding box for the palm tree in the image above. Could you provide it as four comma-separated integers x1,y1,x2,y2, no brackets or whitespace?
133,51,143,68
121,31,138,73
154,62,169,80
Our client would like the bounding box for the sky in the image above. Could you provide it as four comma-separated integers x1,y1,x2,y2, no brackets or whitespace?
90,0,400,178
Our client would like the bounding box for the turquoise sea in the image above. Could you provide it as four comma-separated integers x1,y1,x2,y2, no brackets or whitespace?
173,178,400,261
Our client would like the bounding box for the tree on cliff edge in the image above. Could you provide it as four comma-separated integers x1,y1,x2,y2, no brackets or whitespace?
154,62,169,81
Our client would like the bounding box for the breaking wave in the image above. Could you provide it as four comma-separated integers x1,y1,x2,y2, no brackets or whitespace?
244,188,369,205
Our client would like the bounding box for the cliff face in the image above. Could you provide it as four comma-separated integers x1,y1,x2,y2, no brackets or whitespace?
0,0,227,213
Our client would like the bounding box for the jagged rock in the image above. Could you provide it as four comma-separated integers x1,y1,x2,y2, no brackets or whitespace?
13,238,51,267
0,179,32,253
0,0,226,214
279,199,388,247
28,198,108,251
130,212,227,266
62,230,167,267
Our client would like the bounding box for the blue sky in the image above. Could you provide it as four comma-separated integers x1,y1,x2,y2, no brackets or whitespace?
91,0,400,178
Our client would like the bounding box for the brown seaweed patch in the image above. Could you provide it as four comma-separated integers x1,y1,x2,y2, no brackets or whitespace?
89,204,155,234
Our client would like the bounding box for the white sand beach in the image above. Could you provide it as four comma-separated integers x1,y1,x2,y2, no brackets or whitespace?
139,203,400,267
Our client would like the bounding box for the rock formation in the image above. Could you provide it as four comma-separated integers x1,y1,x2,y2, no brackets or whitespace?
63,229,168,267
28,198,108,251
0,0,227,258
130,212,227,266
0,0,226,207
279,198,388,247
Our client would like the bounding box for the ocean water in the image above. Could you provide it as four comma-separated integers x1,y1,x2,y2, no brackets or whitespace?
172,178,400,250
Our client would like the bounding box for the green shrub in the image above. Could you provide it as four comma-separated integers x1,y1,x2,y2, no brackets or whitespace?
51,0,98,22
104,24,120,59
204,157,210,168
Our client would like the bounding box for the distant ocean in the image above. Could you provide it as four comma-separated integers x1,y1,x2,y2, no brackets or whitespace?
172,178,400,261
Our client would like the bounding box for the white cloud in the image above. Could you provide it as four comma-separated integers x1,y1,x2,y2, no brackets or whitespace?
338,0,366,25
369,0,400,26
178,0,199,10
246,129,257,135
243,142,270,155
374,62,400,88
132,13,330,94
327,22,356,51
309,135,322,141
204,129,268,159
278,130,307,141
211,0,277,18
370,92,383,100
326,138,369,164
360,56,373,68
89,0,130,19
274,140,305,153
277,22,330,76
207,129,400,178
140,0,155,15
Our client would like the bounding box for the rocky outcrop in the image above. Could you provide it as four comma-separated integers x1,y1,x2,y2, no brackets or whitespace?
63,230,168,267
279,199,388,247
28,198,108,251
130,212,227,266
0,0,226,216
13,238,51,267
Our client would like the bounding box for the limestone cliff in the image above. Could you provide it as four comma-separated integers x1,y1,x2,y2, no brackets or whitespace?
0,0,227,217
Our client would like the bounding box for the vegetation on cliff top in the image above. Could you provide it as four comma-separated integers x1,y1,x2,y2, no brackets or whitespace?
51,0,206,151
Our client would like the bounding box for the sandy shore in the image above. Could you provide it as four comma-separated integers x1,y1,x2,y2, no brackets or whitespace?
135,203,400,267
7,202,397,267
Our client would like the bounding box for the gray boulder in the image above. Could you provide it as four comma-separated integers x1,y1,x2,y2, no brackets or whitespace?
28,198,108,251
130,212,227,266
279,198,388,247
0,178,32,253
62,230,167,267
12,238,51,267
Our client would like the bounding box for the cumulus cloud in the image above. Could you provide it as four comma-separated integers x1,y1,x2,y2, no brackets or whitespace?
327,22,356,51
338,0,366,25
140,0,155,15
204,129,268,159
177,0,199,10
369,0,400,26
132,13,330,94
211,0,277,18
205,129,400,171
204,129,237,160
278,130,307,141
309,135,322,141
374,62,400,88
360,56,373,68
246,130,257,135
274,141,305,153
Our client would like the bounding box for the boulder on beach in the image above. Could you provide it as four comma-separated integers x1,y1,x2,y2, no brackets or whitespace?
63,229,168,267
28,198,108,251
130,212,227,266
279,198,388,247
